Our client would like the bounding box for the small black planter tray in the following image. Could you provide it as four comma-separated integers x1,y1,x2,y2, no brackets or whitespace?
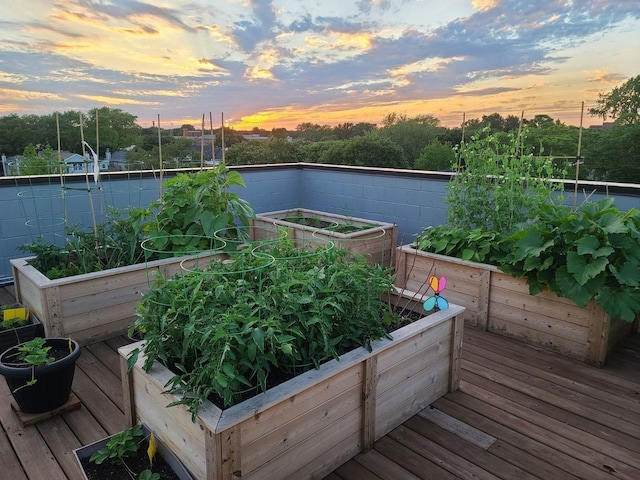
73,424,194,480
0,304,44,355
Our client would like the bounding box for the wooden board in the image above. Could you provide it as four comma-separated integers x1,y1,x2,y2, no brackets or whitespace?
11,393,81,427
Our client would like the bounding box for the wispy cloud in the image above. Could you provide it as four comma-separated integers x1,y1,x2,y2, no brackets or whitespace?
0,0,637,128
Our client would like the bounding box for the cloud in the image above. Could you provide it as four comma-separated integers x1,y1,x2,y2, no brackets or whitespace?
231,0,278,51
0,0,638,128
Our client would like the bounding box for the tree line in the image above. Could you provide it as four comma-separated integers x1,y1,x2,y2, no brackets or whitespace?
1,75,638,182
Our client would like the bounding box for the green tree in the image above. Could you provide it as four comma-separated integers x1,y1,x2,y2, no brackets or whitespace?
415,140,456,171
296,123,335,142
299,140,347,165
163,138,198,168
376,113,444,167
589,75,640,124
582,123,640,182
226,139,302,165
271,127,288,139
83,107,141,157
342,134,408,169
215,126,245,148
16,144,58,175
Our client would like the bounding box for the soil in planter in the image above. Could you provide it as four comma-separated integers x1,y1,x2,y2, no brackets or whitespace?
282,215,374,234
80,446,181,480
282,215,336,229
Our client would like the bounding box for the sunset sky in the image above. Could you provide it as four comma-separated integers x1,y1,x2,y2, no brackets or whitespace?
1,0,638,130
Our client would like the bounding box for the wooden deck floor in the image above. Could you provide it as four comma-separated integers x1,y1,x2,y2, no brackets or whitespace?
2,284,639,480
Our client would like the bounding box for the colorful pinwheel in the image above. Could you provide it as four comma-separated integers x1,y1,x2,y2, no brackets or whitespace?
423,275,449,311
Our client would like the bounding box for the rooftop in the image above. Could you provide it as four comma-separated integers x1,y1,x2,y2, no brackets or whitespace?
1,283,638,480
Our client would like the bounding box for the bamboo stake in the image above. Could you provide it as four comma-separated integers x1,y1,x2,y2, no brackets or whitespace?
79,113,98,241
457,113,465,173
221,112,226,164
55,112,68,228
574,101,584,209
200,113,205,169
515,110,524,154
157,114,163,198
209,111,215,168
95,109,104,221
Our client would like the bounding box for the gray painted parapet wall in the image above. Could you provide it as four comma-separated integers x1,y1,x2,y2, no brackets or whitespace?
1,163,639,278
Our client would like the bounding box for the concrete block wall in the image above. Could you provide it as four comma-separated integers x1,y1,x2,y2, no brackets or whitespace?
1,164,639,278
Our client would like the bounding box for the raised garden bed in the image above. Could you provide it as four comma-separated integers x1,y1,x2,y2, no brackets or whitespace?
11,252,222,345
395,244,638,366
251,208,396,267
119,294,464,480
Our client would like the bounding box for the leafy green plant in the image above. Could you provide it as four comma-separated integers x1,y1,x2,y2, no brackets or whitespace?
143,164,254,254
5,337,55,387
446,127,565,236
19,166,255,278
89,424,159,480
19,206,148,280
128,240,403,416
0,305,30,331
500,198,640,321
413,226,506,264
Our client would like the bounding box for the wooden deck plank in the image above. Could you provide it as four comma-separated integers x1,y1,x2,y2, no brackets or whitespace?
455,381,640,480
464,327,640,391
0,425,28,480
84,341,123,378
75,345,124,408
462,355,640,439
414,412,580,480
372,435,459,480
62,405,109,446
353,449,422,480
401,416,538,480
36,417,84,479
0,381,68,480
433,395,617,480
462,366,640,454
71,366,126,435
333,459,385,479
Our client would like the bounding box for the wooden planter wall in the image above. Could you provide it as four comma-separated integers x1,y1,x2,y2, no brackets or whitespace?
251,208,397,267
11,253,221,345
395,244,638,367
119,300,465,480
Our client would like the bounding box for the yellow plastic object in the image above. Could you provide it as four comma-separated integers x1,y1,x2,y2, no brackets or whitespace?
3,307,29,322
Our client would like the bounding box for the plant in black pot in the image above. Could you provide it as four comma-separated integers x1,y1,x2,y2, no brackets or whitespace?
0,337,81,414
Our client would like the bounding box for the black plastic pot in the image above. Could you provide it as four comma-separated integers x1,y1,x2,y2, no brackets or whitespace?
0,338,81,414
0,304,44,354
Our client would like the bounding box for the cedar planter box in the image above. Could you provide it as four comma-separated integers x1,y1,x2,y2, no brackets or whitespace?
395,244,638,367
11,253,222,346
73,424,194,480
251,208,397,267
119,297,464,480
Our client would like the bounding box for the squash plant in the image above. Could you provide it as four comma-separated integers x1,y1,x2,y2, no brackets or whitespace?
500,198,640,322
127,240,402,415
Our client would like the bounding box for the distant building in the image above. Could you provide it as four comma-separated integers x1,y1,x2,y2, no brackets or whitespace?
1,149,129,176
589,122,615,130
242,134,270,141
